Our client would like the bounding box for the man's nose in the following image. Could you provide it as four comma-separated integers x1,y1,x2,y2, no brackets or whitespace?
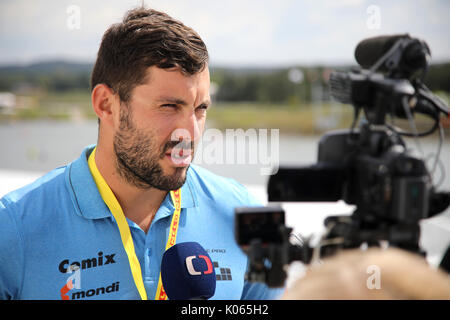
171,111,201,144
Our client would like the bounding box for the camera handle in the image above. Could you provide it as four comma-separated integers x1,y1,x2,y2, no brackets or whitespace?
321,211,425,255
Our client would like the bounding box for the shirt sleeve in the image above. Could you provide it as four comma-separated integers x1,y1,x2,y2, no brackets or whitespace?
0,199,25,300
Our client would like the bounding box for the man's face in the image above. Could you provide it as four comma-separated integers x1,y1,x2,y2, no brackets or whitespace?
113,66,211,191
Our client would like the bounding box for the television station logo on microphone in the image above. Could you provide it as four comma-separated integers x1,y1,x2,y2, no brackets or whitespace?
185,255,214,276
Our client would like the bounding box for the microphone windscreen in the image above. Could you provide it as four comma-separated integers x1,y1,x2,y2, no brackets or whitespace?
355,34,410,68
161,242,216,300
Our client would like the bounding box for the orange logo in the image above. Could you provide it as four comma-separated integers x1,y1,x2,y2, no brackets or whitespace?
60,280,74,300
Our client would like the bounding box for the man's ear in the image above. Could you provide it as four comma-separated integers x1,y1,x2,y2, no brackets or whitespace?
91,84,117,127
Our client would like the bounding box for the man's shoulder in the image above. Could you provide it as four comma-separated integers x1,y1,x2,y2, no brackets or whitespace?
0,166,67,211
187,164,261,206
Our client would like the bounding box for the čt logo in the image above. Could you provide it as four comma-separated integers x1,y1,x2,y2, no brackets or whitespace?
185,255,213,276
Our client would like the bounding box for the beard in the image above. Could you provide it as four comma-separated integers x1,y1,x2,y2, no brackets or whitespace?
113,104,192,191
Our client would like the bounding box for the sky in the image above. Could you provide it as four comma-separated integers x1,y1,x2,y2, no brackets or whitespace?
0,0,449,67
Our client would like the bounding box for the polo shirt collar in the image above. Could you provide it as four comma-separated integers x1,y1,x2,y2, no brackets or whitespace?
66,145,197,220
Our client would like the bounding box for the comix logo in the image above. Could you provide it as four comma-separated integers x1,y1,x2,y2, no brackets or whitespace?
185,255,214,276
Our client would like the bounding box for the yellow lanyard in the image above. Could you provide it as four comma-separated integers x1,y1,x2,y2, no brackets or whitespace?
88,147,181,300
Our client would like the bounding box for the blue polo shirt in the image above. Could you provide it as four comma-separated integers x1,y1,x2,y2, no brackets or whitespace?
0,145,283,300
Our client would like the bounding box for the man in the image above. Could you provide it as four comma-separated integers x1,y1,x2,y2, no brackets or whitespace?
0,7,282,300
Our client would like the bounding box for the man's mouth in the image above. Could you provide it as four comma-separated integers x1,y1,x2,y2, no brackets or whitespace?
162,138,194,167
165,148,192,166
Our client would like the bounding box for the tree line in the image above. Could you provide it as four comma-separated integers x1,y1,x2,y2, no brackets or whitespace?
0,61,448,104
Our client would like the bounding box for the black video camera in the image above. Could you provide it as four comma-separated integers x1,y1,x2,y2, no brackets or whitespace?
235,34,450,287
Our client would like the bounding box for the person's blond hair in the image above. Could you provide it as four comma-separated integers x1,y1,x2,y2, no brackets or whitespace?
282,247,450,300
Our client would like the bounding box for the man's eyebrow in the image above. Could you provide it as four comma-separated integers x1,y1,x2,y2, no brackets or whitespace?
157,97,212,107
156,97,188,105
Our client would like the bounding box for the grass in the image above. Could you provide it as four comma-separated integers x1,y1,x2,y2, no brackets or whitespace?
0,90,94,121
207,102,354,134
1,90,448,136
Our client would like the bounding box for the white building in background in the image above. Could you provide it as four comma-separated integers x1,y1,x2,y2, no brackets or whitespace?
0,92,16,112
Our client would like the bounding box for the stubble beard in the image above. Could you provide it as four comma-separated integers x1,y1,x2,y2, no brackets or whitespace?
112,104,189,191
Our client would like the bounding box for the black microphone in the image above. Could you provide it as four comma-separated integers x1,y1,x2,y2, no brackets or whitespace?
160,242,216,300
355,34,430,73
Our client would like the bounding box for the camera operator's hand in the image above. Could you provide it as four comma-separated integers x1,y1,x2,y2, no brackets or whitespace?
282,248,450,300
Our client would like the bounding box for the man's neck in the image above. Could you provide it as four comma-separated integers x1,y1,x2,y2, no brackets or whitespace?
94,146,168,233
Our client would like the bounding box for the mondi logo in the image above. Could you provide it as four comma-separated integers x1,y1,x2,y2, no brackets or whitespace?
186,255,214,276
71,282,120,300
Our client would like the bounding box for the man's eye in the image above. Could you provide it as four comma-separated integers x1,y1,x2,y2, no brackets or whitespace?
162,104,177,108
196,104,209,111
